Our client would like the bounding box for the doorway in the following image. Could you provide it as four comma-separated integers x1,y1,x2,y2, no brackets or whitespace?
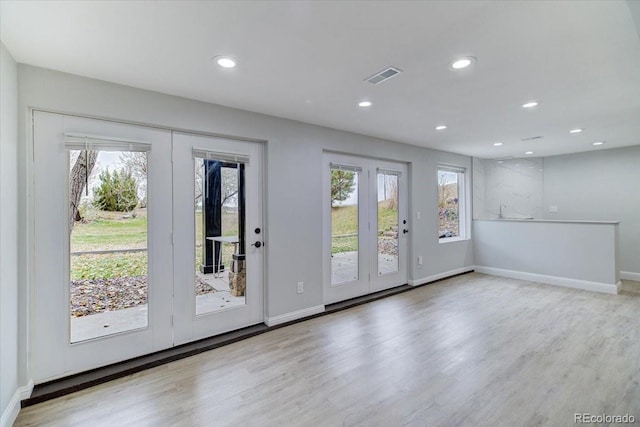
31,112,264,382
323,153,408,304
172,132,264,345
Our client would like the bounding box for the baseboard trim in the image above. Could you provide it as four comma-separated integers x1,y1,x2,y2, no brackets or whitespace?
1,388,21,427
409,266,475,287
265,305,325,327
20,380,34,400
474,266,620,295
621,271,640,282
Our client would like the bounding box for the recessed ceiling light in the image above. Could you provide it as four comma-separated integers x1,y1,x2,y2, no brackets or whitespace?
592,141,605,146
497,160,504,164
451,56,476,69
358,101,372,108
522,101,539,109
213,56,237,68
525,151,534,155
435,125,447,131
493,142,503,146
569,128,583,134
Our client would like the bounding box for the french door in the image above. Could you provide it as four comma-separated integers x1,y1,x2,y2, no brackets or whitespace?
31,112,263,382
323,153,408,304
172,132,264,345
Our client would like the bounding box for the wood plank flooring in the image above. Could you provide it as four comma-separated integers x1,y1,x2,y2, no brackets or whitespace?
15,273,640,426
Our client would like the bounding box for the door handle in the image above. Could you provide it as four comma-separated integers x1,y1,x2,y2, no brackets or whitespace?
251,241,262,248
403,229,409,234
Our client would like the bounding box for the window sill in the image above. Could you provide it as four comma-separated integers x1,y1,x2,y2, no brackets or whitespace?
438,236,470,244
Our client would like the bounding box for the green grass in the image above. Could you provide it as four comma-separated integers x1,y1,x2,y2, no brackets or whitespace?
70,204,393,275
71,216,147,251
331,203,398,253
331,236,358,254
71,252,147,280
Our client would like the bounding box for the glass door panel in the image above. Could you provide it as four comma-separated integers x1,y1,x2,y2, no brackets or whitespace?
323,155,369,304
370,161,408,293
377,171,399,276
32,111,173,382
194,156,246,315
331,168,359,285
173,132,264,345
69,149,149,342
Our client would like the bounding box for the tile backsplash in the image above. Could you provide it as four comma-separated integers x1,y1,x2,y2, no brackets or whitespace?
473,157,543,219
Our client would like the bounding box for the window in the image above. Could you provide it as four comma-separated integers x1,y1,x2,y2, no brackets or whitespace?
438,166,466,240
330,165,360,285
67,145,149,343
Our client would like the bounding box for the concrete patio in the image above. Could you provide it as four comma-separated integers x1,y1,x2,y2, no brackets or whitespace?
71,271,245,343
331,251,399,284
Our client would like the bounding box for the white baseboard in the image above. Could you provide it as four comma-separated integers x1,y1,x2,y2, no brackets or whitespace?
0,380,34,427
19,380,34,400
1,391,19,427
621,271,640,282
265,305,325,327
408,266,475,287
474,266,620,295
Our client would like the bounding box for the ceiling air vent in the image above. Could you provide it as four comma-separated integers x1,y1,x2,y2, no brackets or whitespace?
365,67,402,85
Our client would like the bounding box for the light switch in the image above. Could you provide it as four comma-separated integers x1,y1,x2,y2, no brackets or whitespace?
549,205,558,213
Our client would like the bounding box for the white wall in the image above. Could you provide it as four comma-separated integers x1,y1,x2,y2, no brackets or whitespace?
0,42,20,425
543,146,640,276
16,65,474,382
473,157,544,219
474,219,620,293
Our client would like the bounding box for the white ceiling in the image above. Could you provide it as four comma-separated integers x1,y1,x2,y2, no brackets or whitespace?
2,1,640,159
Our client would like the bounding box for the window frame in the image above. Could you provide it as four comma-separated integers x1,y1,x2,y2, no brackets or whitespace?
437,165,468,242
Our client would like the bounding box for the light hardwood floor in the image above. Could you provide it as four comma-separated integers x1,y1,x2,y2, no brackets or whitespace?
16,273,640,427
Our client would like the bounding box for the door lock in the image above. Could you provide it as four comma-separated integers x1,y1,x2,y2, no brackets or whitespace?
403,229,409,234
251,241,262,248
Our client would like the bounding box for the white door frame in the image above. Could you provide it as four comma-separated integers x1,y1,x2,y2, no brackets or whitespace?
171,132,265,345
323,153,409,304
30,111,266,383
370,159,409,293
31,111,174,382
322,153,370,304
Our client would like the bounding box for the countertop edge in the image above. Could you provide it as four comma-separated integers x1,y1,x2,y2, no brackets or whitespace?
473,218,620,225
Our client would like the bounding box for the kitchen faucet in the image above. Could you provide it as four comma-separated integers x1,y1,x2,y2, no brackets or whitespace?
499,203,507,219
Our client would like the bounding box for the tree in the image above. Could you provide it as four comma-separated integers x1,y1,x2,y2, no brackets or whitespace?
438,171,456,209
221,168,238,207
194,161,239,208
119,152,147,203
380,175,398,210
69,150,98,231
331,170,356,207
93,168,139,212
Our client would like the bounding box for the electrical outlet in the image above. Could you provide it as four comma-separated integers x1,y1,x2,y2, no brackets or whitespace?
417,256,423,265
297,281,304,294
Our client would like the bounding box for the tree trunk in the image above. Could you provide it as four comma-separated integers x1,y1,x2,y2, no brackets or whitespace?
69,150,98,232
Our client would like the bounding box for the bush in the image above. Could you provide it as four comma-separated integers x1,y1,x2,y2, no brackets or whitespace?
93,168,138,212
